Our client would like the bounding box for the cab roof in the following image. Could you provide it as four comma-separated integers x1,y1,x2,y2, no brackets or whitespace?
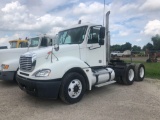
9,40,28,43
60,23,101,32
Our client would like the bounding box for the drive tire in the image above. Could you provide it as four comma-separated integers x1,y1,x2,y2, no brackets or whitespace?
134,63,145,81
122,65,135,85
59,72,86,104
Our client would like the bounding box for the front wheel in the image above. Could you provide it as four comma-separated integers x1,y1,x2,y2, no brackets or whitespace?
59,72,86,104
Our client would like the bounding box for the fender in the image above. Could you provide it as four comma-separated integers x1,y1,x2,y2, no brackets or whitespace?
0,48,27,72
27,56,88,79
0,47,38,72
1,59,19,72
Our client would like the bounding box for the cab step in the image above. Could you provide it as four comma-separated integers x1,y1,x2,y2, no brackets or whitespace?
95,80,116,87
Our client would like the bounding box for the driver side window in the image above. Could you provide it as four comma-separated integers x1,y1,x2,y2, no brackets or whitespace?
19,42,28,48
40,37,48,47
88,26,100,44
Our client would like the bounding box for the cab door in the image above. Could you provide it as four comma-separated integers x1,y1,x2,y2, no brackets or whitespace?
85,26,105,67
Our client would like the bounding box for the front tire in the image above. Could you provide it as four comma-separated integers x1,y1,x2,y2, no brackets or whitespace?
59,72,86,104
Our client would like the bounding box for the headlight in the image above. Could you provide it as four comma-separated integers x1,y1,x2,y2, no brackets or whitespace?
34,69,51,77
1,64,9,70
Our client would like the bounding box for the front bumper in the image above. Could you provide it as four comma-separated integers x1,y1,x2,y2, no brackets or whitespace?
16,75,62,99
0,71,15,81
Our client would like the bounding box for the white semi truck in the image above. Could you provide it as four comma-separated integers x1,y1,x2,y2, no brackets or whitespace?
16,12,145,104
0,35,54,81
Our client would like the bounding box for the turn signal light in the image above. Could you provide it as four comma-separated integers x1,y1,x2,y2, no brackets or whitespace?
4,65,9,69
1,64,9,70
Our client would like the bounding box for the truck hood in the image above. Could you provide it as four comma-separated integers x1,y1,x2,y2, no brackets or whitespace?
24,44,80,59
0,48,28,65
0,47,38,65
21,44,80,71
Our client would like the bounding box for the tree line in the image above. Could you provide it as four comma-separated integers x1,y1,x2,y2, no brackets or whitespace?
111,34,160,52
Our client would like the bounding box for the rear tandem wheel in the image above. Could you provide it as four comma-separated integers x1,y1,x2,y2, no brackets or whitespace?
134,63,145,81
122,64,135,85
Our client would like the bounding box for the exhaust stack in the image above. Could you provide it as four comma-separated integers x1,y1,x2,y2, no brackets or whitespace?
106,11,110,63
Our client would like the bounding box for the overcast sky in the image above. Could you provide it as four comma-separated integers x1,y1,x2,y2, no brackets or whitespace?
0,0,160,47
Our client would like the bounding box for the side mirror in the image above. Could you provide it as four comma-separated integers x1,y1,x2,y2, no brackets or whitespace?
99,27,105,39
99,27,105,45
54,35,59,51
99,39,104,45
28,41,31,47
54,44,59,51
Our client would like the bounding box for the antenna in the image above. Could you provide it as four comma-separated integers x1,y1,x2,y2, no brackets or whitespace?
103,0,105,26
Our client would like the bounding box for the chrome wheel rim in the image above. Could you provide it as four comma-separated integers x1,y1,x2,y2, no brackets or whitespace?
128,69,134,81
68,79,82,98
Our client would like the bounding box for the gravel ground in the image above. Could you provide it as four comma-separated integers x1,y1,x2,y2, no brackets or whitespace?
0,78,160,120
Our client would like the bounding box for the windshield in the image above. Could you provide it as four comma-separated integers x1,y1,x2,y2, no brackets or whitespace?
10,41,17,48
29,37,40,47
19,42,28,48
58,26,88,44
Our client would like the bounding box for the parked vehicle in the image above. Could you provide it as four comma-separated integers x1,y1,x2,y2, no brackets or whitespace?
16,12,145,104
111,51,124,57
111,50,131,57
0,46,7,49
0,35,55,81
0,39,27,50
9,39,28,48
123,50,131,56
146,50,160,62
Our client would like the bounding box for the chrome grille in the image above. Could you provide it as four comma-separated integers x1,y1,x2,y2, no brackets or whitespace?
20,56,32,71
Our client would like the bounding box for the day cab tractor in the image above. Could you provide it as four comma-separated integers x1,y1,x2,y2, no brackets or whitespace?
0,46,7,49
0,39,28,50
9,39,28,48
16,12,145,104
0,35,55,81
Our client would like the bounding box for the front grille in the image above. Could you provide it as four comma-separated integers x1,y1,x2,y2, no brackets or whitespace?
20,55,36,72
20,56,32,71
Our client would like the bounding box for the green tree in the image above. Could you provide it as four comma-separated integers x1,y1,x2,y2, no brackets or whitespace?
111,44,121,51
121,42,132,51
132,45,141,51
152,34,160,50
142,42,153,51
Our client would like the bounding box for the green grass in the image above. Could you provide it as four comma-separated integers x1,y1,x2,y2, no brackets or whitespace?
125,61,160,79
143,62,160,79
